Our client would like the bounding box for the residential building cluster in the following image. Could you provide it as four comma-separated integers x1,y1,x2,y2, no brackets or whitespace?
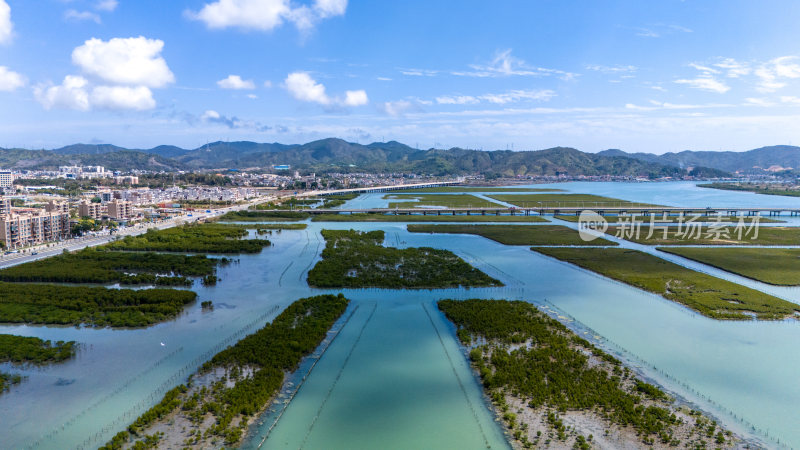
0,199,71,249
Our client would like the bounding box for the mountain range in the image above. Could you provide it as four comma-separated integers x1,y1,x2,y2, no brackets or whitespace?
2,139,799,177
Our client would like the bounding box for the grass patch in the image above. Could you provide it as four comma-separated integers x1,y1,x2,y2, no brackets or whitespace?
408,224,616,246
237,223,308,230
101,294,349,449
0,334,76,364
384,193,502,209
488,193,657,208
532,247,799,320
307,229,502,288
310,213,548,222
439,299,697,447
609,225,800,245
0,282,198,327
107,223,271,253
398,186,564,193
0,248,223,286
700,182,800,198
220,210,309,221
658,247,800,286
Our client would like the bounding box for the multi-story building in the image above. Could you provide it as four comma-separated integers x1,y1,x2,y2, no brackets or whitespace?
0,196,10,216
0,170,14,188
45,200,69,214
107,200,133,220
0,210,70,249
78,200,105,220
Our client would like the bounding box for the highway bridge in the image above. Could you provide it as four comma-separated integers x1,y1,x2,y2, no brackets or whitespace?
300,206,800,217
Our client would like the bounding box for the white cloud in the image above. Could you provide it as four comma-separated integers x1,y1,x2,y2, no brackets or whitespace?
744,97,775,107
452,49,576,80
0,66,25,91
263,80,273,88
0,0,12,45
72,36,175,88
713,58,751,78
376,77,392,81
688,63,720,74
201,110,221,120
780,96,800,105
247,93,258,99
379,100,415,117
674,76,730,93
90,85,155,110
34,76,91,111
285,71,330,105
480,89,556,104
284,71,366,108
313,0,346,18
436,95,479,105
343,89,368,106
436,89,555,105
217,74,255,89
34,76,156,111
65,9,102,24
755,57,800,93
586,64,637,74
400,68,437,77
95,0,119,11
187,0,346,32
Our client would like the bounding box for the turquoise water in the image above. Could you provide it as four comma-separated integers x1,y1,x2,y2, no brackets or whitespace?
3,181,800,449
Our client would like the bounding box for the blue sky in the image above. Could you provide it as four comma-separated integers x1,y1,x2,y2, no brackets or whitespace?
1,0,800,153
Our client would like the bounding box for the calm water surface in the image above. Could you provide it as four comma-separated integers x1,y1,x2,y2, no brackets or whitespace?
3,182,800,449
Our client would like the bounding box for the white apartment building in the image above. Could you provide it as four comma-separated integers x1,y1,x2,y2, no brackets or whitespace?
0,170,14,188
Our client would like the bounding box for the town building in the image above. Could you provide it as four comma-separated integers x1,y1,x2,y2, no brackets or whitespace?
107,200,133,220
0,209,71,249
0,170,14,188
78,200,105,220
0,196,11,216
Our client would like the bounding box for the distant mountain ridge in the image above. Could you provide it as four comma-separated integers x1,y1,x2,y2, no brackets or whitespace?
0,138,741,177
598,145,800,174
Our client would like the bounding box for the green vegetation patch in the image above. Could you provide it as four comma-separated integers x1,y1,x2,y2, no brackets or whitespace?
532,247,799,320
1,372,23,392
238,223,308,230
0,248,223,286
0,334,76,364
319,192,360,208
101,294,349,449
700,182,800,198
398,186,565,193
658,247,800,286
221,210,309,221
488,193,656,208
408,224,616,246
609,225,800,245
107,223,271,253
307,229,502,288
384,193,502,209
0,282,198,327
438,299,688,447
310,213,548,222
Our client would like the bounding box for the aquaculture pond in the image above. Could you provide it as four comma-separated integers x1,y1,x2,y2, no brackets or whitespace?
2,182,800,449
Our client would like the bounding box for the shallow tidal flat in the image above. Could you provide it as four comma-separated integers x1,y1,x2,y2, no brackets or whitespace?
609,225,800,245
532,247,799,320
408,224,617,246
658,247,800,285
384,193,502,209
